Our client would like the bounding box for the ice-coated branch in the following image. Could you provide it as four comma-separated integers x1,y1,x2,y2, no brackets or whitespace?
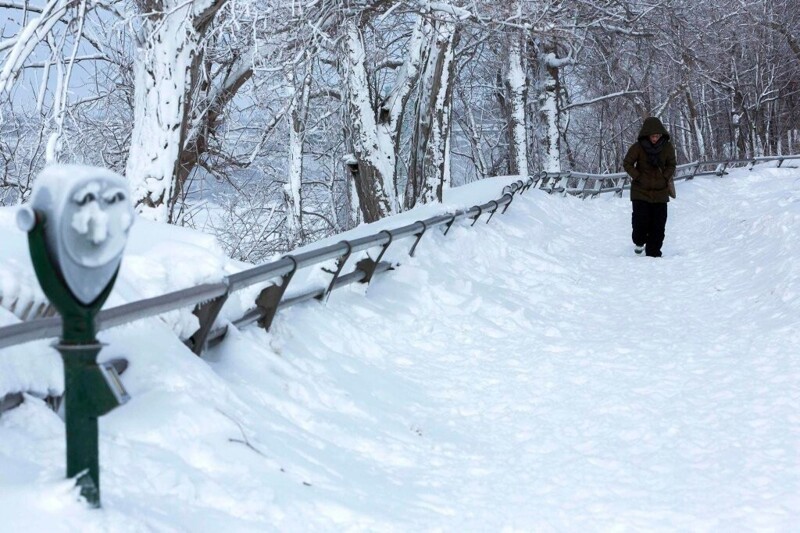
0,0,77,93
562,89,643,111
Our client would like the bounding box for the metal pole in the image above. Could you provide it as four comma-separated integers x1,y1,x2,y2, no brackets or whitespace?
19,167,132,508
26,215,124,507
61,343,103,504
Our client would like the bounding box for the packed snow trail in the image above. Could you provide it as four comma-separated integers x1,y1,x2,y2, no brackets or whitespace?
1,166,799,530
211,166,799,529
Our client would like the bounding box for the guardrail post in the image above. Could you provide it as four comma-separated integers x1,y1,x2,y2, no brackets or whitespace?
715,162,728,176
470,205,484,226
536,173,548,192
546,174,558,194
591,177,602,198
615,176,627,197
485,200,500,223
579,176,590,199
777,158,784,168
255,257,298,330
443,214,458,235
188,289,230,355
356,231,394,284
523,175,536,191
566,172,575,196
408,221,428,257
688,162,700,180
501,194,515,214
317,242,353,303
552,173,562,193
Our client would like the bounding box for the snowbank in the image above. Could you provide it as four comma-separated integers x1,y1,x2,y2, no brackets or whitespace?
1,168,799,530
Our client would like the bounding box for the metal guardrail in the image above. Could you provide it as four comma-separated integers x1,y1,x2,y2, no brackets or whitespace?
536,155,800,199
2,154,796,356
0,179,533,354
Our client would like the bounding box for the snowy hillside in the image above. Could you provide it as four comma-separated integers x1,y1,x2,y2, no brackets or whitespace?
1,164,800,531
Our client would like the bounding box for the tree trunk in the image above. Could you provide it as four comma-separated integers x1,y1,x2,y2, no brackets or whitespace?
407,18,458,207
341,15,428,221
125,0,226,223
534,39,565,173
173,53,252,222
284,61,312,248
503,36,529,177
730,89,747,158
341,19,401,223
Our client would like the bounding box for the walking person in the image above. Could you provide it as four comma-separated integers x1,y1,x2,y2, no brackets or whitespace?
623,116,677,257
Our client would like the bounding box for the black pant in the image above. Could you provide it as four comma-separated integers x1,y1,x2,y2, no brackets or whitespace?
631,200,668,257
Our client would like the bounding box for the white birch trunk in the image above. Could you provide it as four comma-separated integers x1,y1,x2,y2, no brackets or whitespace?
126,2,196,221
693,117,706,160
538,84,560,172
504,36,528,177
752,125,764,157
419,20,457,204
405,12,458,207
680,115,692,161
341,15,428,221
341,19,395,222
284,63,311,248
536,45,564,174
284,99,303,247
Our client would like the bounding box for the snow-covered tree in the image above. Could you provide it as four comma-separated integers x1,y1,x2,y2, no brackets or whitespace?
502,34,529,177
2,0,800,256
124,0,229,222
406,11,459,206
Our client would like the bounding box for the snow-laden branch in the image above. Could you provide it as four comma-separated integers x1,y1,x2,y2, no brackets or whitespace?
248,100,292,165
21,54,108,69
379,14,429,129
596,23,652,37
0,1,44,12
541,51,573,69
562,90,643,111
421,1,472,20
652,87,682,118
0,0,76,93
310,88,341,101
375,58,405,71
45,0,88,162
183,52,253,155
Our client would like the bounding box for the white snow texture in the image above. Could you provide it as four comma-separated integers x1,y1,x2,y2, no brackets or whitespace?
1,163,800,530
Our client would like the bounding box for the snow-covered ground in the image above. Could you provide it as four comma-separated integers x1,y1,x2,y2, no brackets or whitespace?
1,164,800,531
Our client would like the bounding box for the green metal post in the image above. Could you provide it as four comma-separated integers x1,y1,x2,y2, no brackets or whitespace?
26,212,121,507
62,345,102,504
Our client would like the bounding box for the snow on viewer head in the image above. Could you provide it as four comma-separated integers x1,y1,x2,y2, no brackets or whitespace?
24,164,134,304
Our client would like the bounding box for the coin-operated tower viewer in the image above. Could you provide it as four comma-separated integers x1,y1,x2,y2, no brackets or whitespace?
17,165,134,507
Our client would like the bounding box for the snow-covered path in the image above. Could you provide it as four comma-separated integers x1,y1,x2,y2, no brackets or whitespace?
212,166,800,529
343,171,800,529
2,166,799,531
260,167,797,530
